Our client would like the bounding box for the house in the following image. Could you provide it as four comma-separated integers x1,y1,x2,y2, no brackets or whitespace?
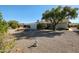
28,19,69,30
29,23,37,29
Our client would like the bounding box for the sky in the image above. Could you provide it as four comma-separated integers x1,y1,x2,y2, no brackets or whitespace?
0,5,79,24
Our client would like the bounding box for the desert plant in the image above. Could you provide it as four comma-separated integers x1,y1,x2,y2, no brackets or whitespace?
0,37,15,53
8,20,20,29
0,12,15,53
0,13,8,33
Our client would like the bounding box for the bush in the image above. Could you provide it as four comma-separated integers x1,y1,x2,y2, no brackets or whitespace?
0,12,15,53
0,36,15,53
0,13,8,33
37,23,47,29
77,24,79,29
8,20,20,29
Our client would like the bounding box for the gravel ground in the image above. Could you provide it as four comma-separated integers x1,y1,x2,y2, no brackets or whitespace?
10,29,79,53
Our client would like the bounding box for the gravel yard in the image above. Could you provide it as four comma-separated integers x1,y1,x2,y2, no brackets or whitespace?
9,29,79,53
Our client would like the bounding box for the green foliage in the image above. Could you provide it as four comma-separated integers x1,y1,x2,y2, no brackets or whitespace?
0,12,15,53
42,6,78,31
8,20,20,29
77,24,79,29
0,12,8,33
37,23,47,29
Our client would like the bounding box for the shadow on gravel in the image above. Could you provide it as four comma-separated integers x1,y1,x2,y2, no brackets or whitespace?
12,29,64,40
73,31,79,35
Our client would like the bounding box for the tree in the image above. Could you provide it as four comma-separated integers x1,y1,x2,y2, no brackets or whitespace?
42,6,78,31
8,20,20,29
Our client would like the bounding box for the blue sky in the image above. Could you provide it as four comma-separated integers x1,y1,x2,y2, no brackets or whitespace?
0,5,79,24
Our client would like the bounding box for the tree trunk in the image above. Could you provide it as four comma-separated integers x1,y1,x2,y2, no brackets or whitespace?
53,24,56,31
50,19,57,31
51,24,56,31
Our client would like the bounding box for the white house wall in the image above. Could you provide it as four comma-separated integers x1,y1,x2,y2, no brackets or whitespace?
29,23,37,29
29,22,68,29
56,23,68,29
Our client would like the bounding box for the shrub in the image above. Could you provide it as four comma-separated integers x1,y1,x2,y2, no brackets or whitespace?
0,13,8,33
0,33,15,53
0,37,15,53
8,20,20,29
37,23,47,29
0,12,15,53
